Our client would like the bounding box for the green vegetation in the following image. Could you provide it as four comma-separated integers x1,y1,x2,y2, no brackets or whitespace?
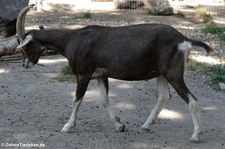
57,65,76,82
187,59,207,72
73,12,92,19
61,65,73,75
174,11,185,18
82,12,92,19
202,24,225,46
196,8,207,18
148,7,155,14
187,59,225,88
219,34,225,45
208,65,225,84
202,14,213,23
196,7,213,23
202,25,225,34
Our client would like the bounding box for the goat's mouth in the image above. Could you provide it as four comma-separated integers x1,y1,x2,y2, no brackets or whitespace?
19,48,33,68
23,58,34,69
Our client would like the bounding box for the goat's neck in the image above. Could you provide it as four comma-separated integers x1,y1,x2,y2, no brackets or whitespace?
34,30,74,56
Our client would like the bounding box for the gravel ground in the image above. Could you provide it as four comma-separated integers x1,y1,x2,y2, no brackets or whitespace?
0,10,225,149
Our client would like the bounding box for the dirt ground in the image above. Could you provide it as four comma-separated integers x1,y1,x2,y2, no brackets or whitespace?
1,10,225,149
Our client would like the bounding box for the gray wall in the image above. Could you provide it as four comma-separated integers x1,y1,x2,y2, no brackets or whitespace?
0,0,29,20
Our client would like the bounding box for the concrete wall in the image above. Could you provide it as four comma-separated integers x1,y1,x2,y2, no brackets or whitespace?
0,0,29,20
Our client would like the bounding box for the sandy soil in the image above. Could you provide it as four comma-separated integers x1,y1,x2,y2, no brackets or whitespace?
1,10,225,149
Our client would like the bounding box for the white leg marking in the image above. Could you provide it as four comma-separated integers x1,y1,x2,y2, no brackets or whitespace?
98,79,125,132
142,76,170,131
61,97,83,132
188,94,202,143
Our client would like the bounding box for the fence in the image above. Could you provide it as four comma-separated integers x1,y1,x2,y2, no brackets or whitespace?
30,0,225,15
169,0,225,14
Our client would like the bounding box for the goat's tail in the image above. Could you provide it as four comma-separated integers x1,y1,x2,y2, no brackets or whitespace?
189,39,214,56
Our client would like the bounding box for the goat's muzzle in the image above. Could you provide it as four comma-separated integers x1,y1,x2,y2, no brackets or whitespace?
23,58,34,69
18,47,33,69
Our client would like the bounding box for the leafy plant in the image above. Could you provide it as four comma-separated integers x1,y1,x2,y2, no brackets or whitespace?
187,59,207,72
58,65,76,82
196,7,213,23
203,14,213,23
175,11,185,18
208,65,225,84
196,8,207,18
202,25,225,34
61,65,73,75
187,58,225,88
148,7,155,14
202,25,225,46
219,33,225,45
82,12,92,19
73,12,92,19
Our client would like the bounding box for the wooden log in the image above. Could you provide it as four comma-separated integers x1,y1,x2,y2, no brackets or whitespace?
0,35,20,57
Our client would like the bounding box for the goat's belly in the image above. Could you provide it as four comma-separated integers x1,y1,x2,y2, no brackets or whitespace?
91,68,160,81
109,71,161,81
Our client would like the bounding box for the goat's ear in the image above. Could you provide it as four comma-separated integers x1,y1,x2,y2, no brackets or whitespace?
17,35,33,48
39,25,44,30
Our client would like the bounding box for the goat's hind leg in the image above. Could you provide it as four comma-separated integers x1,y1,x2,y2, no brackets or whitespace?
142,75,171,131
61,76,90,132
188,94,202,143
165,74,202,143
97,78,125,132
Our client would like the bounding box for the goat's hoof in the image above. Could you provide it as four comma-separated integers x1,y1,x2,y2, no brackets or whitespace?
141,125,150,131
61,123,74,133
190,131,202,143
190,138,200,143
116,123,125,132
190,135,200,143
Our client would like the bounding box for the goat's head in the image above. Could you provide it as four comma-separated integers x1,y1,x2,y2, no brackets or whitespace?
18,32,46,68
0,5,35,59
15,4,45,68
18,26,46,68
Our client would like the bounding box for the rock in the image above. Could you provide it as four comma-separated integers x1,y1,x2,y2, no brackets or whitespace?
219,83,225,90
152,6,174,16
148,0,173,16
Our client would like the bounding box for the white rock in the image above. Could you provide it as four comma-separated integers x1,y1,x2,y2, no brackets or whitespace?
219,83,225,90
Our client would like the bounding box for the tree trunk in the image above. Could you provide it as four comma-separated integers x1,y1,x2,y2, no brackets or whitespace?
0,35,20,57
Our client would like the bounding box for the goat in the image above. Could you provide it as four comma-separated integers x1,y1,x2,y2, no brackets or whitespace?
7,5,214,143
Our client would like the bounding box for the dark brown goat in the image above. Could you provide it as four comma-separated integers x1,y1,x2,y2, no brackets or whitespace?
3,5,214,143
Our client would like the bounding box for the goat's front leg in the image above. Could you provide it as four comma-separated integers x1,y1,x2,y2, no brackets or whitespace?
61,76,90,132
142,76,170,131
97,78,125,132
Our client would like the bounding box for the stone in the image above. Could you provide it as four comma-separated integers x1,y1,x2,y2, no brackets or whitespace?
152,6,174,16
219,83,225,90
